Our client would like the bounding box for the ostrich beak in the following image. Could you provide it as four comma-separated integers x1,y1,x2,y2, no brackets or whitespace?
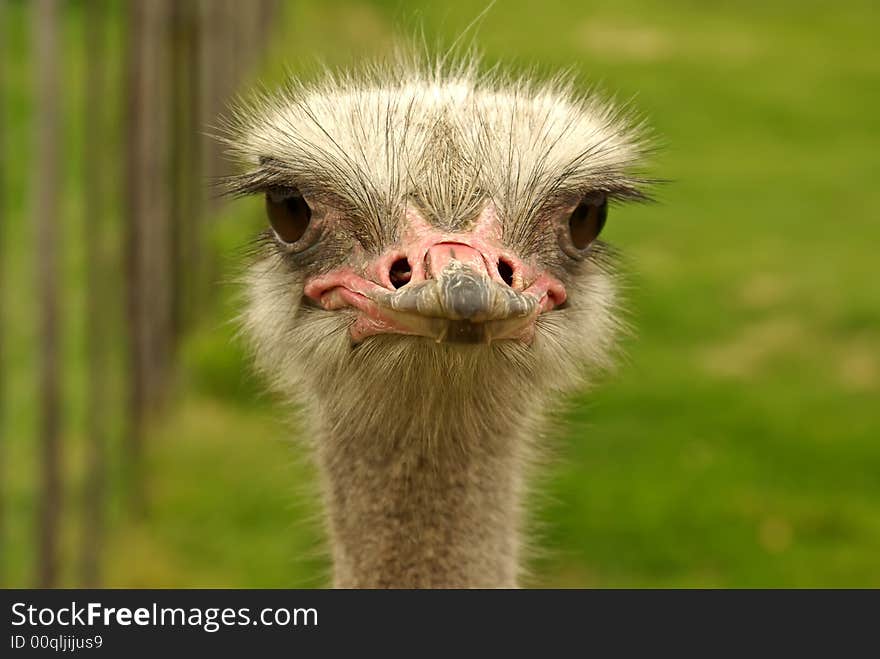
304,242,566,344
375,260,539,343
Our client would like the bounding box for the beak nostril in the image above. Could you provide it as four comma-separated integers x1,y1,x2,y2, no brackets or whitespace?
497,258,515,287
389,257,412,289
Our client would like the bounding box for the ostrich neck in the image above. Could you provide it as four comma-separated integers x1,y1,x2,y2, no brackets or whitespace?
315,411,529,588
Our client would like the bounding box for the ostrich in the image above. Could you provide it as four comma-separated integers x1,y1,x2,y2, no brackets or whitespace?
223,57,651,588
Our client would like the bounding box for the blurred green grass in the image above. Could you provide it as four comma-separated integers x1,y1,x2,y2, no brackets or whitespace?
3,0,879,587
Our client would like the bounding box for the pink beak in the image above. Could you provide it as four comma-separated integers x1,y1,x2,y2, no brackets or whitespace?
303,211,566,344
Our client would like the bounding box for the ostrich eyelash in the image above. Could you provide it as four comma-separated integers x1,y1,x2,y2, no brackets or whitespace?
222,169,654,209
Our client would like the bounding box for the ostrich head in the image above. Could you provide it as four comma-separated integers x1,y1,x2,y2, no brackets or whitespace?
225,58,651,588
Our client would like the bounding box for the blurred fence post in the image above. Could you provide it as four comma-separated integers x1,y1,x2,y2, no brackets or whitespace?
81,0,109,587
196,0,226,307
169,0,203,337
125,0,172,514
33,0,62,588
0,0,6,588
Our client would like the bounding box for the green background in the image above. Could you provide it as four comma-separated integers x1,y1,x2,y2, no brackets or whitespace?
3,0,879,587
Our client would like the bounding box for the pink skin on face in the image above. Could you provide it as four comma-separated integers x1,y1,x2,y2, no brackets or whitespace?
303,204,567,342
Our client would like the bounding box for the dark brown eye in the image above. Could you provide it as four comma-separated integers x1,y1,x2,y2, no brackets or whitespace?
568,193,607,250
266,190,311,244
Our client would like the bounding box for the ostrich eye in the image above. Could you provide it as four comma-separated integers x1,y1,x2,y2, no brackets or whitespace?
266,189,311,244
568,193,607,250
